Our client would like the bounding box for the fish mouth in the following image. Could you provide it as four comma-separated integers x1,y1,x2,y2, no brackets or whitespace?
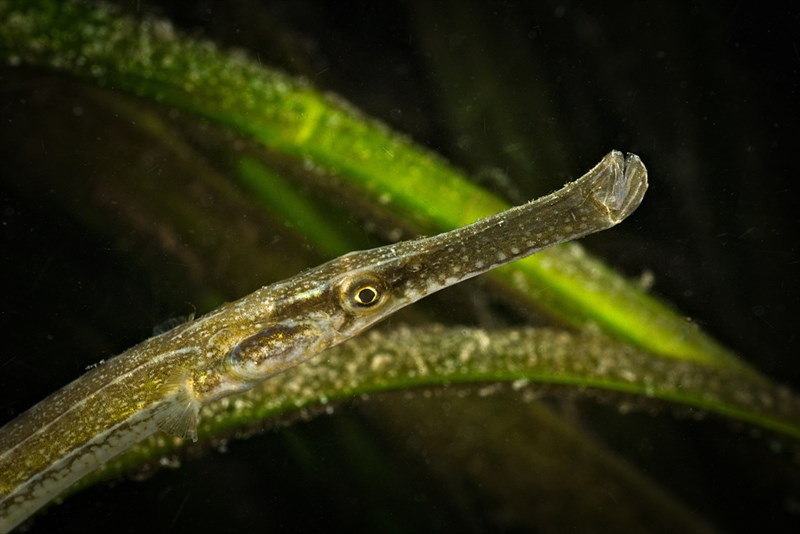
589,150,649,224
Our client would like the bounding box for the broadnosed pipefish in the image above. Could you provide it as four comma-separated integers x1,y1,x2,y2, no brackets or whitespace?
0,151,646,532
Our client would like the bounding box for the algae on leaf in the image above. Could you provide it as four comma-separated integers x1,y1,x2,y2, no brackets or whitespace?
1,1,799,533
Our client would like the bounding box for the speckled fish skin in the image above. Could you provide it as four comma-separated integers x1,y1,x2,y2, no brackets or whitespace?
0,150,646,533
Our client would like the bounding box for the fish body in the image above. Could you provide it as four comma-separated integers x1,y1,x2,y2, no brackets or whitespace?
0,151,647,532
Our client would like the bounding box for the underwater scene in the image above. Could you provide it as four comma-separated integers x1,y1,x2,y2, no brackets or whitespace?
1,1,799,532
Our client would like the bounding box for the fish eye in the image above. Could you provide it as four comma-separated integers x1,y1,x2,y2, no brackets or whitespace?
354,285,380,306
339,275,387,312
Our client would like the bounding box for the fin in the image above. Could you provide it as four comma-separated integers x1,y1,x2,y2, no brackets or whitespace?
152,313,195,336
156,372,200,442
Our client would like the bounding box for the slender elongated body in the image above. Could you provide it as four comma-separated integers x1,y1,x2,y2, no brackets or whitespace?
0,151,646,532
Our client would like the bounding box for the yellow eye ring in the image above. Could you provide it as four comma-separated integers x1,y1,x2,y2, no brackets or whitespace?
353,285,380,306
338,275,387,313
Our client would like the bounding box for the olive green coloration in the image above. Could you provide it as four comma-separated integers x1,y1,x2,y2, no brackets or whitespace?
0,151,645,533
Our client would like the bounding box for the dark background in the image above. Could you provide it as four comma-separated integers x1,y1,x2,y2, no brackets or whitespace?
2,1,799,532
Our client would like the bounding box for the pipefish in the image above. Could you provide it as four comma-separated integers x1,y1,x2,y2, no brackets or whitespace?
0,150,647,532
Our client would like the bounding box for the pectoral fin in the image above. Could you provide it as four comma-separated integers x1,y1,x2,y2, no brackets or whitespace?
155,372,200,442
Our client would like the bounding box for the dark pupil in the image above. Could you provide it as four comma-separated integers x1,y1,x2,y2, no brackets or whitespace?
355,287,378,306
